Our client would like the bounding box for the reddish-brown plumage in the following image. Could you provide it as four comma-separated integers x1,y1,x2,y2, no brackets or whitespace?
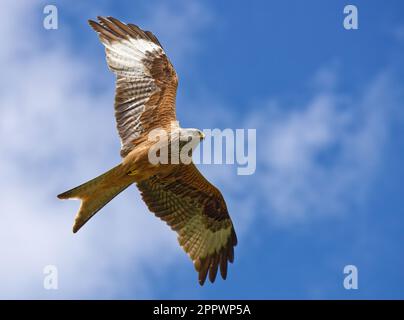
58,17,237,285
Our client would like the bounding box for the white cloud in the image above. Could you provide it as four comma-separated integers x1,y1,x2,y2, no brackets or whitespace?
0,0,213,298
248,69,399,223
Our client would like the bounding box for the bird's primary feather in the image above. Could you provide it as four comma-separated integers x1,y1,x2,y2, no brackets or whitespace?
137,164,237,285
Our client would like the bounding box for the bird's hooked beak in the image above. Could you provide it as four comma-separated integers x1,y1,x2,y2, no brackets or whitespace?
199,131,205,140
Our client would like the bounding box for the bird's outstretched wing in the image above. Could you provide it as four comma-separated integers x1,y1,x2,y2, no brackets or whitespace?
89,17,178,157
137,164,237,285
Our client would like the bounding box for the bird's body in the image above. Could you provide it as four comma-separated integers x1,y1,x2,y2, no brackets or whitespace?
58,17,237,285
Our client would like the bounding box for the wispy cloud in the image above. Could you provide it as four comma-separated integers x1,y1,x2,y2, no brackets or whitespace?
247,68,401,223
0,0,213,298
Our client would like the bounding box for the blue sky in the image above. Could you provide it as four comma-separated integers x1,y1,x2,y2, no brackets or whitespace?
0,0,403,299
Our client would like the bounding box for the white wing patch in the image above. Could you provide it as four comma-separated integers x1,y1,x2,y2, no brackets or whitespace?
104,38,164,77
89,17,169,157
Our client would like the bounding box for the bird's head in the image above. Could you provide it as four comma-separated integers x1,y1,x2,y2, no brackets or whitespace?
179,128,205,143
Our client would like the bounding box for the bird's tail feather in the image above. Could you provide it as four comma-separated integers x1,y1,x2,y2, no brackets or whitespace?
57,164,133,233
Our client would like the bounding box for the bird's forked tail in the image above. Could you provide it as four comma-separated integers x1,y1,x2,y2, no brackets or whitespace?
57,164,133,233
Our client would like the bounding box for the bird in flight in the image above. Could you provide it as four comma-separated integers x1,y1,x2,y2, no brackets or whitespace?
57,17,237,285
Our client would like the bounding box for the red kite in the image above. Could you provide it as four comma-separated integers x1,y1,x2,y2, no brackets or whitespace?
58,17,237,285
